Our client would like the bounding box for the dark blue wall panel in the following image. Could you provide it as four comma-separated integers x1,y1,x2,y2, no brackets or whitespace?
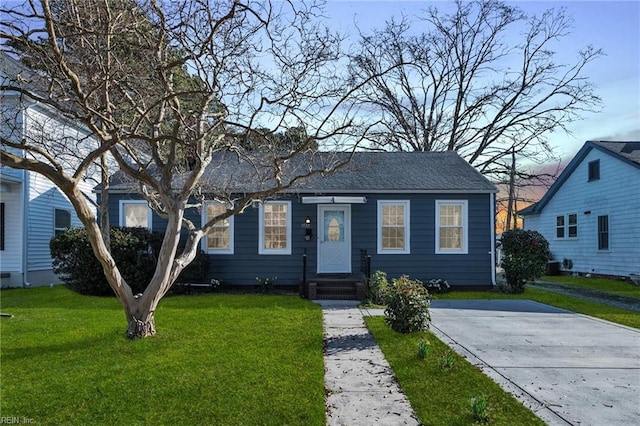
107,192,494,287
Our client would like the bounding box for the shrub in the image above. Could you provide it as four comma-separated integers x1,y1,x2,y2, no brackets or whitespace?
256,276,277,293
367,270,390,305
384,276,431,333
50,227,209,296
501,229,551,293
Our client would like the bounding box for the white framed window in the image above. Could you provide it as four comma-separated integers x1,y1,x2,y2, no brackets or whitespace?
259,201,291,255
203,202,234,254
54,208,71,235
377,200,410,254
597,215,609,250
556,215,565,238
435,200,468,254
119,200,152,229
555,213,578,239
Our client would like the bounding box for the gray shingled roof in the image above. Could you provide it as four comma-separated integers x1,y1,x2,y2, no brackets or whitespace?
108,151,497,194
590,141,640,166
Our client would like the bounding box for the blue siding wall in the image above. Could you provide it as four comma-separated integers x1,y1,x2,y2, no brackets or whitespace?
107,192,494,287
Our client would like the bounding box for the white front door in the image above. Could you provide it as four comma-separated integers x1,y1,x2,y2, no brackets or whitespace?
317,205,351,273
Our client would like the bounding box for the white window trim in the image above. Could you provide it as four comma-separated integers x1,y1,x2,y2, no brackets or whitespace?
202,202,234,254
118,200,152,229
258,201,292,255
435,200,468,254
377,200,410,254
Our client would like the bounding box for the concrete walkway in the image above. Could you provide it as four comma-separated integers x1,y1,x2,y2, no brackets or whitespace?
316,300,420,425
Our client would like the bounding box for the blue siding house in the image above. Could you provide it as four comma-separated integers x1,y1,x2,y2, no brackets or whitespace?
107,151,498,293
520,141,640,279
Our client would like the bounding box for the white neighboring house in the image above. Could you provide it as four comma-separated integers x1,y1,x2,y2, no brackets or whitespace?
520,141,640,279
0,52,98,288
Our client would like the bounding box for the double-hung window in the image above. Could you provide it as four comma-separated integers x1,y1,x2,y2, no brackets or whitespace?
597,215,609,250
54,208,71,235
204,202,234,254
556,215,565,238
377,200,410,254
435,200,468,254
119,200,152,229
259,201,291,255
556,213,578,239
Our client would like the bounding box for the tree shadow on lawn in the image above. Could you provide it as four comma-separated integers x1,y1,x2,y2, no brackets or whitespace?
1,331,124,362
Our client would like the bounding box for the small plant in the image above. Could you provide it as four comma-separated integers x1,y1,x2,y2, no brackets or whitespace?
424,278,450,294
256,276,277,293
384,275,431,333
367,270,390,305
469,394,489,423
417,340,431,360
440,350,455,369
210,278,223,291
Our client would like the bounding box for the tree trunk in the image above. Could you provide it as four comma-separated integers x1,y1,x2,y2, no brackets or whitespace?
126,305,156,339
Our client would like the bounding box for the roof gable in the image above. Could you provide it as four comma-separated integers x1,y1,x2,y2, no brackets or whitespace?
520,140,640,215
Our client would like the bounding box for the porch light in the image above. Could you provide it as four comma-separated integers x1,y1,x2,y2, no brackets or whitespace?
304,217,312,240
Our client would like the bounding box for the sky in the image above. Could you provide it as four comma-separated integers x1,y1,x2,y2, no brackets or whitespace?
321,0,640,162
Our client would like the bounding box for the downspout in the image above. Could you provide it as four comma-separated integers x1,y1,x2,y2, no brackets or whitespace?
21,167,31,287
490,192,496,287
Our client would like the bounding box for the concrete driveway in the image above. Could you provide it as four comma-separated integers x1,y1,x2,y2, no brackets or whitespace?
429,300,640,426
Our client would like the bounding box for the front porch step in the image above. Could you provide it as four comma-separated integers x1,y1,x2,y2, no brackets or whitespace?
305,278,365,301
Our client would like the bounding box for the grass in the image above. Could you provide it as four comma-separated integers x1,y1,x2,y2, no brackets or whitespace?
540,275,640,299
365,316,545,426
435,287,640,329
0,286,326,425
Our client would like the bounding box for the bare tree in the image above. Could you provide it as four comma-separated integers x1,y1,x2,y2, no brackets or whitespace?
1,0,378,338
350,0,601,177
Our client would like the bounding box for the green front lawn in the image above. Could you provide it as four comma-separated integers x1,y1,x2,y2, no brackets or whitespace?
540,275,640,299
0,287,326,425
365,317,545,426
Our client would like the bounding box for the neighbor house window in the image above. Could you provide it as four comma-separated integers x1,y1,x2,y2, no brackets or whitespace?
588,160,600,181
556,213,578,239
203,202,234,254
119,200,152,229
435,200,468,254
568,213,578,238
54,208,71,235
377,200,410,254
556,215,565,238
598,215,609,250
259,201,291,255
